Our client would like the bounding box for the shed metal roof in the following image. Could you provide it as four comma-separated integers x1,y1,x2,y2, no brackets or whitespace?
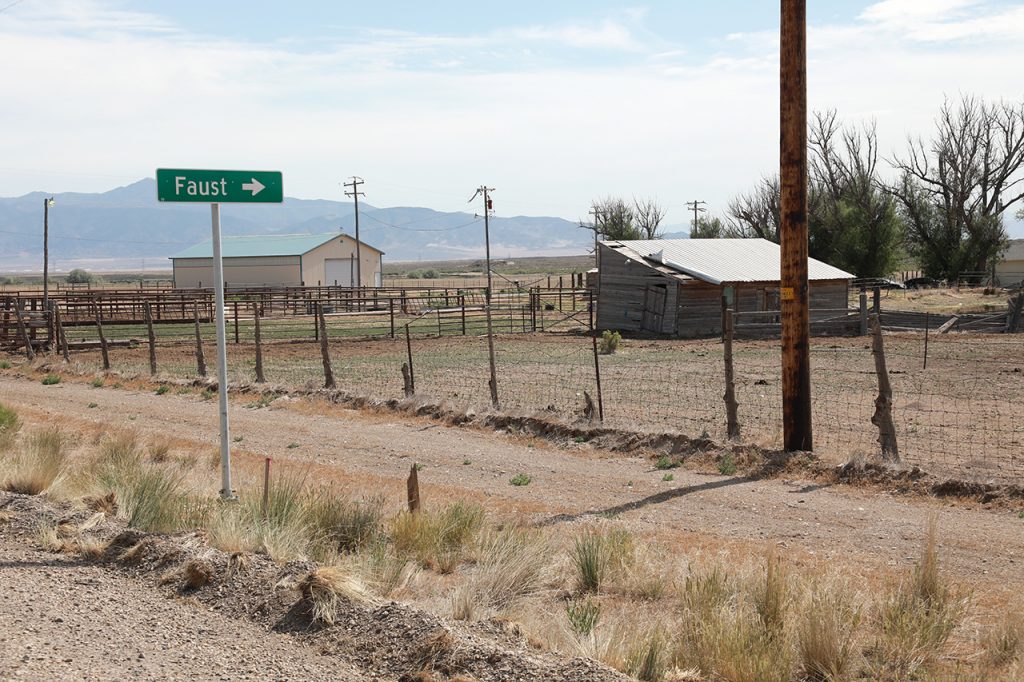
170,233,381,259
604,238,853,285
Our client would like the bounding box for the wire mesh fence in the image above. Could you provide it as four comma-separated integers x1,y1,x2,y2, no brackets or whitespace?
6,292,1024,486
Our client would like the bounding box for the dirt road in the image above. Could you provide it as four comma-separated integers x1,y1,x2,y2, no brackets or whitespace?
2,374,1022,608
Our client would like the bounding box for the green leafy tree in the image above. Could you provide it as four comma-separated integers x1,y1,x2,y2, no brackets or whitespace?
66,268,94,284
581,197,642,243
689,215,727,238
809,111,904,277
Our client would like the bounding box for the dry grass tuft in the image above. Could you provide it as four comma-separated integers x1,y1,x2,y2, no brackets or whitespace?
147,438,172,463
183,559,214,589
83,492,117,515
299,566,372,624
412,629,466,676
869,516,970,678
117,538,156,565
391,502,485,573
797,578,862,681
982,613,1023,668
227,551,253,576
0,402,20,451
571,525,634,594
0,510,14,523
2,427,66,495
451,525,550,621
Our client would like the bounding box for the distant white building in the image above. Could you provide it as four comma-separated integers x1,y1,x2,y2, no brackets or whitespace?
170,233,383,289
996,239,1024,287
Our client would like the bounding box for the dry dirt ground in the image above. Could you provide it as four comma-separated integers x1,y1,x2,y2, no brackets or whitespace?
2,374,1024,675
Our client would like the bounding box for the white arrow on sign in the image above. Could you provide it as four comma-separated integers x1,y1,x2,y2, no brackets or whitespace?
241,178,265,196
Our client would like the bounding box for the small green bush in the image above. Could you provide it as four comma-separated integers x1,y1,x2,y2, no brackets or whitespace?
718,453,737,476
598,330,621,355
509,473,531,486
90,377,104,388
662,473,674,482
0,361,11,369
155,385,169,395
41,374,61,385
655,456,678,470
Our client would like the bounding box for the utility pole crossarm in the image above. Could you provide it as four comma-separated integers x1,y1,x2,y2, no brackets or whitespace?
685,200,707,234
343,177,365,289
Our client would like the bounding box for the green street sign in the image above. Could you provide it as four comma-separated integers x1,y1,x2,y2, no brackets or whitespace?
156,168,283,203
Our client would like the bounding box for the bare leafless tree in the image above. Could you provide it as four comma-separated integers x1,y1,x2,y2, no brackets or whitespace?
632,197,666,239
889,96,1024,278
726,175,782,241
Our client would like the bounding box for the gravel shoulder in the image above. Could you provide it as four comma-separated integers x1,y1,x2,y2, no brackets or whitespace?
0,534,369,681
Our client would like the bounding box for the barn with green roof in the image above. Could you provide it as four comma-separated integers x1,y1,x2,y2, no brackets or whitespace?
169,233,384,289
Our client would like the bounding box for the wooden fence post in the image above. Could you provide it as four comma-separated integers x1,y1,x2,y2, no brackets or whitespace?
404,323,415,396
53,303,70,363
723,309,740,439
402,363,413,398
1007,293,1023,333
144,302,157,376
233,301,240,344
589,302,604,422
407,463,421,513
460,295,467,335
859,288,868,336
93,303,110,371
869,314,899,462
193,302,207,378
253,301,265,384
923,311,929,370
389,298,395,339
317,302,336,389
14,300,34,360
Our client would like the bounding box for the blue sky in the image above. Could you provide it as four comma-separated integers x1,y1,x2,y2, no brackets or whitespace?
1,0,1022,233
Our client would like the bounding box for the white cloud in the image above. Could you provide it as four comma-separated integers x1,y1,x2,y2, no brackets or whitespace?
858,0,1024,41
511,19,640,51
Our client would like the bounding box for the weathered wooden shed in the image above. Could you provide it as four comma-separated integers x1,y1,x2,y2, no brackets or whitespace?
596,238,854,337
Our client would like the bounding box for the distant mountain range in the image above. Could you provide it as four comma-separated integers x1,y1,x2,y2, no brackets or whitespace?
0,179,607,272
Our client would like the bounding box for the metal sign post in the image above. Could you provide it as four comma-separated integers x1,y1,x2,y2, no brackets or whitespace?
156,168,283,500
209,202,234,500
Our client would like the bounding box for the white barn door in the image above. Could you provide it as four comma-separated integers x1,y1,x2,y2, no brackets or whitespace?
325,258,354,287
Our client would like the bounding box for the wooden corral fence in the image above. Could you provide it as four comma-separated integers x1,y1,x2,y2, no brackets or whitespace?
732,288,1024,339
0,285,592,351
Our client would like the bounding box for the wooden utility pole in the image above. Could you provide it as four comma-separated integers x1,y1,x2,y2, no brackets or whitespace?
42,198,53,312
470,186,500,409
780,0,813,451
343,177,365,290
685,200,706,234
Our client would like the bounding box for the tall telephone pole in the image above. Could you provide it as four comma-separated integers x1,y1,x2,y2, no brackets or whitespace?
43,197,54,311
469,186,499,409
780,0,812,451
343,177,365,289
685,200,706,234
469,186,495,293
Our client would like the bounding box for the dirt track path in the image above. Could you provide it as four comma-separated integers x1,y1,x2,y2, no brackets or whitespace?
0,534,369,681
2,375,1022,609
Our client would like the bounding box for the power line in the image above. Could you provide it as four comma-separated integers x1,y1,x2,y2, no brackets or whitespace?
360,213,481,232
